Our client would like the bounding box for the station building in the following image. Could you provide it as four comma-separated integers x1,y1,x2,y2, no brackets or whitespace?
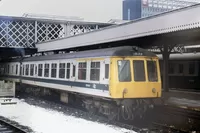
123,0,199,20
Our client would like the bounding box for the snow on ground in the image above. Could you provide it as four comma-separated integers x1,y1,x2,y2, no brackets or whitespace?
0,98,136,133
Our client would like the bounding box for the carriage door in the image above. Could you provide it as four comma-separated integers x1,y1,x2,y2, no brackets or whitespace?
104,58,110,84
71,61,76,81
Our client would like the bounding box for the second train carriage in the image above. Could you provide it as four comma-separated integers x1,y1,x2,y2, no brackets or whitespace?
158,53,200,90
0,46,161,119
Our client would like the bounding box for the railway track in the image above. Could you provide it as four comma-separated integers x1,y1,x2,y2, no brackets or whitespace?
152,105,200,132
170,88,200,93
0,116,31,133
151,122,189,133
163,105,200,119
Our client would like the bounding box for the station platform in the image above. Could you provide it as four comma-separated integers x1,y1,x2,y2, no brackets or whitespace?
162,89,200,111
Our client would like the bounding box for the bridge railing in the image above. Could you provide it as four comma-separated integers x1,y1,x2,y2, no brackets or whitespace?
0,16,112,49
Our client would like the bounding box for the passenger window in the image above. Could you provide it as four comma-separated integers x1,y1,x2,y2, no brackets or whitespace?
11,65,14,74
38,64,43,77
90,62,100,81
22,65,25,75
133,60,145,81
4,65,6,74
6,65,7,74
16,64,18,75
78,62,87,80
3,66,5,74
51,63,57,78
189,62,195,75
7,65,9,74
169,63,174,74
178,64,183,74
0,65,3,75
59,63,65,78
25,64,29,76
147,61,158,82
30,64,34,76
72,65,76,77
66,63,70,79
118,60,131,82
105,64,109,79
44,64,49,77
35,65,37,75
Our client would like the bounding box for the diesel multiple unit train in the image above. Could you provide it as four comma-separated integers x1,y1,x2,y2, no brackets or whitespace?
0,46,161,119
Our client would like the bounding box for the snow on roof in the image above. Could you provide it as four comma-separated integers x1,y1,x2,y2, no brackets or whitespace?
22,13,84,21
108,19,130,24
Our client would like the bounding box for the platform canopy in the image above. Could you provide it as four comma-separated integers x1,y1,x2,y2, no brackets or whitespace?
36,4,200,52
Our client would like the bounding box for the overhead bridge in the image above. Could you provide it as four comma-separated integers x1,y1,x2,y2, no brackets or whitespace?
37,3,200,52
0,15,112,57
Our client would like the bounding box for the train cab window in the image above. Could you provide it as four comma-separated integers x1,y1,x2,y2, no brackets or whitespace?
178,64,183,74
30,64,34,76
51,63,57,78
78,62,87,80
90,62,100,81
189,62,195,75
66,63,70,79
16,64,18,75
147,61,158,82
44,64,49,77
25,64,29,76
133,60,145,81
118,60,131,82
59,63,65,78
38,64,43,77
105,64,109,79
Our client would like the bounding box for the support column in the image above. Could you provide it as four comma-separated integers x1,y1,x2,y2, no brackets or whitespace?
64,22,72,37
162,44,170,92
34,21,38,44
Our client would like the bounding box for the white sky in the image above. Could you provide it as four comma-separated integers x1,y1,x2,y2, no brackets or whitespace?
0,0,122,22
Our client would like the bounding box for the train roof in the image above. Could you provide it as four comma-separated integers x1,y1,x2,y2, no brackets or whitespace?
2,46,157,62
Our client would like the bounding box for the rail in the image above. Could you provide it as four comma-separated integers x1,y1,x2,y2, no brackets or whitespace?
0,116,32,133
153,105,200,132
152,122,188,133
